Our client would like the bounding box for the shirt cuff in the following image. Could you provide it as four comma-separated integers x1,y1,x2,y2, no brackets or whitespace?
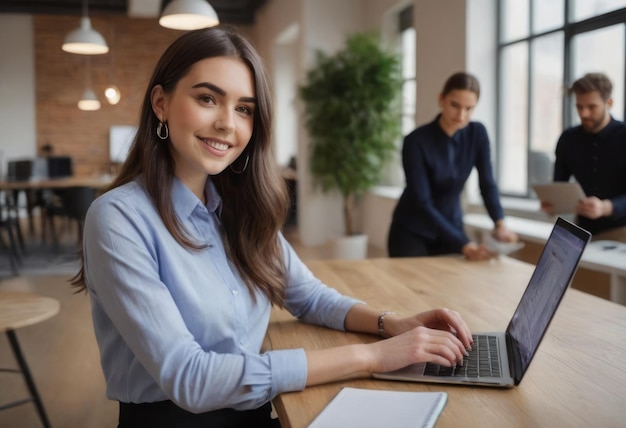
268,348,308,398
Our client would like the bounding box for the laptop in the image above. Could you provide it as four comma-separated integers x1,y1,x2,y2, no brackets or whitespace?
373,217,591,387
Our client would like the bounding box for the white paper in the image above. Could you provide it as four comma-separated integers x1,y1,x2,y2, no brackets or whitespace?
307,387,447,428
483,233,526,256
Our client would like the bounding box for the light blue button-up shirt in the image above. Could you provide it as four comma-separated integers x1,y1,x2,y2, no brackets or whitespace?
83,177,359,413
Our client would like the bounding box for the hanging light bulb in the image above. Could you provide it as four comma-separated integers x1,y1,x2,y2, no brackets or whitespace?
103,22,121,105
104,85,121,105
159,0,219,30
62,0,109,55
78,89,101,111
78,57,101,111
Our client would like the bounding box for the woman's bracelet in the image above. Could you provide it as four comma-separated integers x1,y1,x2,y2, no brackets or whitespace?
377,311,396,338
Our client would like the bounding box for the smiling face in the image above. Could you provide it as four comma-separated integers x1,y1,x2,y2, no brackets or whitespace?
438,89,478,136
151,56,256,198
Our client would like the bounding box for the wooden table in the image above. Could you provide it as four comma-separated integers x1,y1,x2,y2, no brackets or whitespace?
0,175,113,191
266,256,626,428
0,290,60,428
0,175,113,245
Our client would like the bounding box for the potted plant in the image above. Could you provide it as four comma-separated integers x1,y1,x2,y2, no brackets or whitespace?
300,32,402,258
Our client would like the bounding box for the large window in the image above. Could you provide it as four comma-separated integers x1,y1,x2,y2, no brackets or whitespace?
399,6,416,137
380,4,414,187
497,1,626,197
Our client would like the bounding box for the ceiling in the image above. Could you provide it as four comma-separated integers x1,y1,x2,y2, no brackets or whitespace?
0,0,268,25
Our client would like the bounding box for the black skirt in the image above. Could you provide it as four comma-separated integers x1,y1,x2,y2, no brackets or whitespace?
118,400,281,428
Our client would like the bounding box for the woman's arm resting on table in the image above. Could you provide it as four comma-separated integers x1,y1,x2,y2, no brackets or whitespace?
462,242,496,261
305,304,473,386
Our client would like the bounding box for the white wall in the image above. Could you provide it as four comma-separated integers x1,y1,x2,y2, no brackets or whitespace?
273,29,299,167
252,0,302,69
364,0,410,30
297,0,368,245
0,14,37,175
256,0,372,246
463,0,498,206
467,0,497,135
414,0,467,124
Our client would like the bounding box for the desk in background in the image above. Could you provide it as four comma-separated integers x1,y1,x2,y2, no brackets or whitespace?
464,212,626,305
578,240,626,304
0,175,113,250
0,175,113,191
266,256,626,428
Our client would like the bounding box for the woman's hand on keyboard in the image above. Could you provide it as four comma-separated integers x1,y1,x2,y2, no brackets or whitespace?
367,308,474,373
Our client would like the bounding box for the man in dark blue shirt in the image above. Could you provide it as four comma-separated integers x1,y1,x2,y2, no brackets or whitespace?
549,73,626,241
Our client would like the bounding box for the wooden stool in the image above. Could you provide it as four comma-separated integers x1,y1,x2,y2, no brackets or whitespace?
0,290,60,427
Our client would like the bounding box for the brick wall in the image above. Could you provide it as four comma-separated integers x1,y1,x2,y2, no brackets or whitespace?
34,15,180,177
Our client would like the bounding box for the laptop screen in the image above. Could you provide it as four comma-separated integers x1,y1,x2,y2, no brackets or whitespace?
506,217,590,383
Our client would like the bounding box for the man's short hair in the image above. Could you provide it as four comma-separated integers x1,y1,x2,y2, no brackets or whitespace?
570,72,613,101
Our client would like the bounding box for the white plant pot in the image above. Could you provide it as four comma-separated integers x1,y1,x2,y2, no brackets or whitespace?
330,234,368,260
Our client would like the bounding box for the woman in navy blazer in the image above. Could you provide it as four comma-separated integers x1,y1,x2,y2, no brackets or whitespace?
388,72,517,260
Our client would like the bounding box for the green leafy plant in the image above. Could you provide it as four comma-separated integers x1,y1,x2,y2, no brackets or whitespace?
300,33,402,236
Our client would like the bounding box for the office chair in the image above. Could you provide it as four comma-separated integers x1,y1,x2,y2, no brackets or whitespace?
45,186,97,249
0,191,24,276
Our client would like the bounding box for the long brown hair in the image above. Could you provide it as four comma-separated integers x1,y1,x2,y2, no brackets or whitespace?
71,26,290,307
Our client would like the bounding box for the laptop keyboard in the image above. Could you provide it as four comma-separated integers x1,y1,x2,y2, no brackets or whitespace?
424,334,502,378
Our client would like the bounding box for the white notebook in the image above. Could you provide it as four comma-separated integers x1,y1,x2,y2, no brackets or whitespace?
307,387,447,428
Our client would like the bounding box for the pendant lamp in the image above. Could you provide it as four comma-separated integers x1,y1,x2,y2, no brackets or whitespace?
62,0,109,55
104,85,121,105
104,24,121,105
159,0,220,30
78,89,101,111
78,57,101,111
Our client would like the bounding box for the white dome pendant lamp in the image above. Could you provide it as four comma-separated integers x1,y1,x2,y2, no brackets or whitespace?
78,57,101,111
62,0,109,55
159,0,220,30
78,88,101,111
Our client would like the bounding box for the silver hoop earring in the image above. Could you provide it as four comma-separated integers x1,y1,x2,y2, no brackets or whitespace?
230,155,249,174
156,121,169,140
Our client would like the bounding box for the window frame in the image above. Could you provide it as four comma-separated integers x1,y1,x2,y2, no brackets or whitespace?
399,5,416,137
496,2,626,198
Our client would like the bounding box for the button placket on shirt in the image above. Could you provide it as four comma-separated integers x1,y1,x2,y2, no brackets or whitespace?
205,207,251,349
590,140,600,192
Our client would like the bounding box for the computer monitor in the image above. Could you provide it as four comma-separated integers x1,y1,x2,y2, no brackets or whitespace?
109,125,137,164
46,156,73,178
6,158,48,181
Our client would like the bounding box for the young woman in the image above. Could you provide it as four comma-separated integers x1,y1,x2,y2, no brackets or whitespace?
72,27,473,427
388,72,518,260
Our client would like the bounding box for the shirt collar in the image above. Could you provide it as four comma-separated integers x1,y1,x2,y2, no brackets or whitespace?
597,116,621,138
432,113,460,141
171,176,223,219
204,178,223,215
